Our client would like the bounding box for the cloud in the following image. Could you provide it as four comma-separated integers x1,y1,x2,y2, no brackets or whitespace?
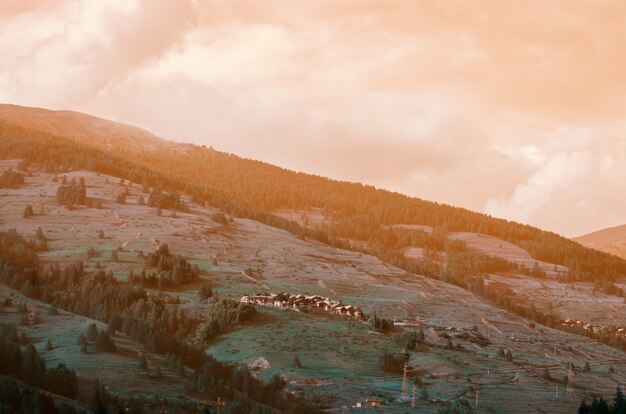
485,128,626,236
1,0,197,107
1,0,625,236
485,151,591,224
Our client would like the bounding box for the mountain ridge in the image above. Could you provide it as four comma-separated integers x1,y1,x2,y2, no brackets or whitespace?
0,103,165,151
575,223,626,259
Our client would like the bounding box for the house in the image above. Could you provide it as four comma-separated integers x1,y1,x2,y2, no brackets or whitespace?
240,294,251,304
356,399,384,408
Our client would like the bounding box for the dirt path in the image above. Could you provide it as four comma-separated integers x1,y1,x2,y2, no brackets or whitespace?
482,318,504,336
318,279,336,294
242,272,270,290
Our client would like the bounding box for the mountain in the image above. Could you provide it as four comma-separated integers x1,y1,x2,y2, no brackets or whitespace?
575,224,626,259
1,103,626,413
1,104,624,281
0,103,165,151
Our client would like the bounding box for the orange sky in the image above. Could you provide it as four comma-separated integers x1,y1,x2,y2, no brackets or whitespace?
1,1,625,237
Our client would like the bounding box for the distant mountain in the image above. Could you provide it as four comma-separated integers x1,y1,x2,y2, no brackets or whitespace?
575,224,626,259
0,104,165,151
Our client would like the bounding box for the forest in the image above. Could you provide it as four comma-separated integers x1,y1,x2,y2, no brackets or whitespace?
0,228,319,413
1,121,624,283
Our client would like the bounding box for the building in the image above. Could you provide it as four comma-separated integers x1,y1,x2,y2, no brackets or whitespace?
240,291,366,320
355,399,384,408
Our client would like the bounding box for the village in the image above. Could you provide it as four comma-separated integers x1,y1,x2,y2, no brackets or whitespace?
240,291,365,320
561,318,626,337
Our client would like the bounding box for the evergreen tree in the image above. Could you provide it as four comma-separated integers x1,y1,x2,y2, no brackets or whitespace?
95,330,116,353
48,304,58,315
22,344,45,387
615,386,626,414
578,400,590,414
86,323,99,342
23,205,34,218
45,363,78,399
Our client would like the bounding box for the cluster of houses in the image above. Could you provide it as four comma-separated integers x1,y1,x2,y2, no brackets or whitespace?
561,319,626,337
240,291,365,320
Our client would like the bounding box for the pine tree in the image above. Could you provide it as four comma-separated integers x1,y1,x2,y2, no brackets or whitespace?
578,400,589,414
293,355,302,368
95,330,116,352
86,323,99,342
22,344,45,387
176,359,185,377
138,353,148,370
23,205,34,218
615,386,626,414
48,304,58,315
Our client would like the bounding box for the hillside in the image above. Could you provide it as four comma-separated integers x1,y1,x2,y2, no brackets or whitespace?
1,104,624,282
1,158,626,413
575,224,626,260
1,104,626,412
0,104,164,151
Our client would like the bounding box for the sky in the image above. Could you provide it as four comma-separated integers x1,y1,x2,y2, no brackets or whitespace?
1,0,625,237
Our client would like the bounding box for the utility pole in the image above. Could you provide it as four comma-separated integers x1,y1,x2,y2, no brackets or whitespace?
567,356,574,395
199,396,225,414
475,390,479,407
411,382,417,408
401,362,409,399
215,396,225,414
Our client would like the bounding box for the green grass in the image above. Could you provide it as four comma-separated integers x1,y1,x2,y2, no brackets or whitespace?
207,307,398,383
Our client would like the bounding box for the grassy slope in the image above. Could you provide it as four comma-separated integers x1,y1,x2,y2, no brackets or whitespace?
1,160,626,412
